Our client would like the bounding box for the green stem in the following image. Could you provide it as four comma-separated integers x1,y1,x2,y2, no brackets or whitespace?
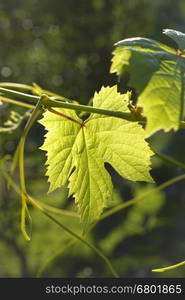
0,87,144,122
32,83,76,102
152,148,185,170
0,87,38,102
36,201,79,218
152,261,185,273
36,239,76,277
0,95,35,109
2,87,185,128
34,95,145,122
3,162,185,276
100,173,185,221
1,167,118,278
1,166,21,195
0,82,76,102
1,167,79,219
43,211,119,278
0,82,35,91
17,98,43,240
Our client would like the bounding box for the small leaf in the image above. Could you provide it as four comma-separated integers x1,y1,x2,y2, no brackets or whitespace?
40,86,154,231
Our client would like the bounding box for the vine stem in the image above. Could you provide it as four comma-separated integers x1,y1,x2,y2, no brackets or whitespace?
36,201,79,218
99,173,185,221
1,86,185,275
0,87,38,102
1,164,78,218
0,87,145,122
0,82,35,91
36,239,75,277
0,95,34,109
152,148,185,170
1,86,185,128
35,172,185,275
152,261,185,273
0,82,73,101
43,211,119,278
17,98,43,240
1,163,118,278
2,165,185,276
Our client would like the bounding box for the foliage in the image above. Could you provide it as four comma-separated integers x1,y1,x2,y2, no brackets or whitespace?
1,0,185,279
40,86,153,231
100,184,165,255
111,29,185,136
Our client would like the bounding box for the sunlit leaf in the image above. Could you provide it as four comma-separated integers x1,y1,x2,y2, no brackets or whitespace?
111,29,185,136
40,85,154,231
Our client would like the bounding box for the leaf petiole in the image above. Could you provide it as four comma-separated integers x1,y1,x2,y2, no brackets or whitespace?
48,107,84,127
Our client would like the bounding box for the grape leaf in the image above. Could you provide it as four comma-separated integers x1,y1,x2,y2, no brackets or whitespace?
39,85,154,231
110,29,185,136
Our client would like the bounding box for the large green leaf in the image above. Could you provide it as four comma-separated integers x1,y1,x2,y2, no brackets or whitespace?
40,85,154,231
110,29,185,136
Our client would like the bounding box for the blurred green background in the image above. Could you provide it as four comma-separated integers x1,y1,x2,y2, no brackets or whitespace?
0,0,185,278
